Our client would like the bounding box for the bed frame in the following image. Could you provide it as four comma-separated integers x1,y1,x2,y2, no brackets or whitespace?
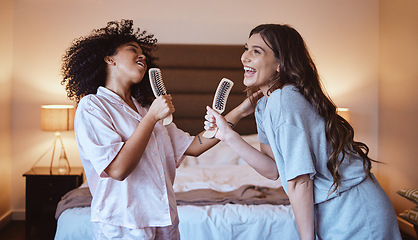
154,44,257,136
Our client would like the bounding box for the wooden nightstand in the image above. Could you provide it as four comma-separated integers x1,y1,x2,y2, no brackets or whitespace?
23,167,84,239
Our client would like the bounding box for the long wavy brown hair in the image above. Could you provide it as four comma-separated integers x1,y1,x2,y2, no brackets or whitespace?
246,24,376,194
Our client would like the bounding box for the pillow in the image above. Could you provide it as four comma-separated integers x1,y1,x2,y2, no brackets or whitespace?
196,140,241,166
397,188,418,205
182,155,199,167
399,206,418,226
186,134,259,166
80,181,89,188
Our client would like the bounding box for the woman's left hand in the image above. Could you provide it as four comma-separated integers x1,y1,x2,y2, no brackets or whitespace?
237,90,263,118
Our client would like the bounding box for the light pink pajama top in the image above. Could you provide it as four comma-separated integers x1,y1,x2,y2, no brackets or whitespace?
74,87,194,229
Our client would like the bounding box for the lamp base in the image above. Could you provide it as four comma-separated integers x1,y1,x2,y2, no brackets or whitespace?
58,151,70,174
32,131,71,174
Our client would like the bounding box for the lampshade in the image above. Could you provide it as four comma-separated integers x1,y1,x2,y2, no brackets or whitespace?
41,105,75,131
337,108,350,123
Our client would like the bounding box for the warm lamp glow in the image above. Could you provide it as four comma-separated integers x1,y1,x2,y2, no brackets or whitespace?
41,105,75,131
33,105,75,174
337,108,350,123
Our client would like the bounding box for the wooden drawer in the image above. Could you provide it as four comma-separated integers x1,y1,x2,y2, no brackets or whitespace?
23,167,84,228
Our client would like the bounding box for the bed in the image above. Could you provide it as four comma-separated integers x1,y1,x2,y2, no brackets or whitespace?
54,44,299,240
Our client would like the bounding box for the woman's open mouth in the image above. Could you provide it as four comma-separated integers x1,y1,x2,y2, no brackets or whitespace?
244,66,256,78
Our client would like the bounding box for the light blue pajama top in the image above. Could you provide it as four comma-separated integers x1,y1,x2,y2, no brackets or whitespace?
255,85,401,239
255,85,367,204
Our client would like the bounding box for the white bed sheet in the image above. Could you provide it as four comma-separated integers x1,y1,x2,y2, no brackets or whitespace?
55,165,299,240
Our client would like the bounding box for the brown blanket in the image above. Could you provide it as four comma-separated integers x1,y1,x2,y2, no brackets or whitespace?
55,187,92,219
55,185,289,219
176,185,289,206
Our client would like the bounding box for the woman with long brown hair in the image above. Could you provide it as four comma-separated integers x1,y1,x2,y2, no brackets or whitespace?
205,24,401,239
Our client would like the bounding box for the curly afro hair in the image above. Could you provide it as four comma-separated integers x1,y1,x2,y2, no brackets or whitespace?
61,19,158,106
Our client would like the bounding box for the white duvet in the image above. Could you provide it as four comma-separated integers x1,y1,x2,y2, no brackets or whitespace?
56,165,299,240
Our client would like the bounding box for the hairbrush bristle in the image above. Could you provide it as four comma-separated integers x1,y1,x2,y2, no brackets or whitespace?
214,81,232,110
148,68,173,125
202,78,234,138
149,68,167,97
212,78,234,112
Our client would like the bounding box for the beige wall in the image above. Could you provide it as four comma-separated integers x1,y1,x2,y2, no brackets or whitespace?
0,0,13,228
379,0,418,213
6,0,388,219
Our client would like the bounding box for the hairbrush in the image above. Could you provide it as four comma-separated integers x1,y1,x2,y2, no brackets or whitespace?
202,78,234,138
148,68,173,125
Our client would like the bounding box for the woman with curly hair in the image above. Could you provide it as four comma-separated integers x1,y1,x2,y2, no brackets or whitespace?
61,19,255,239
204,24,401,239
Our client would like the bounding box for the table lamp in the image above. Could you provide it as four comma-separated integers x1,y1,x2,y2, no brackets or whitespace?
32,105,75,174
337,108,350,123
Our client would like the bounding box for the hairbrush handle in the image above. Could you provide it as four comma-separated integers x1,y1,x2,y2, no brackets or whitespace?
202,109,223,138
203,78,234,138
162,114,173,126
148,68,173,125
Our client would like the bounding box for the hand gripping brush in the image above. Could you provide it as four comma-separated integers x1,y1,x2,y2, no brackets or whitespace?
202,78,234,138
148,68,173,125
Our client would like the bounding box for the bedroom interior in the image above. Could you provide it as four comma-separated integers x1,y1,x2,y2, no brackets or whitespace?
1,0,417,239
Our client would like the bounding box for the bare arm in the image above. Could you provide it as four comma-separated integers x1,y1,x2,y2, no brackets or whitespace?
104,95,174,181
287,174,314,240
184,103,244,156
204,106,278,180
185,93,260,157
224,130,278,180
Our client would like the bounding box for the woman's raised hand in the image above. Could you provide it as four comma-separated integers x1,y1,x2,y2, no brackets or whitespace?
148,95,175,123
204,106,233,141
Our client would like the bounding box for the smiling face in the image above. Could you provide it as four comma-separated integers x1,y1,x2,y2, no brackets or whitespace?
241,33,280,95
105,41,147,87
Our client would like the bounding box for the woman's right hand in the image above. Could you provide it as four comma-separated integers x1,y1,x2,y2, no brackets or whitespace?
147,95,175,123
204,106,236,141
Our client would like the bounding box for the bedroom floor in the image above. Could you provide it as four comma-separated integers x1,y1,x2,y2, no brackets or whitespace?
0,221,55,240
